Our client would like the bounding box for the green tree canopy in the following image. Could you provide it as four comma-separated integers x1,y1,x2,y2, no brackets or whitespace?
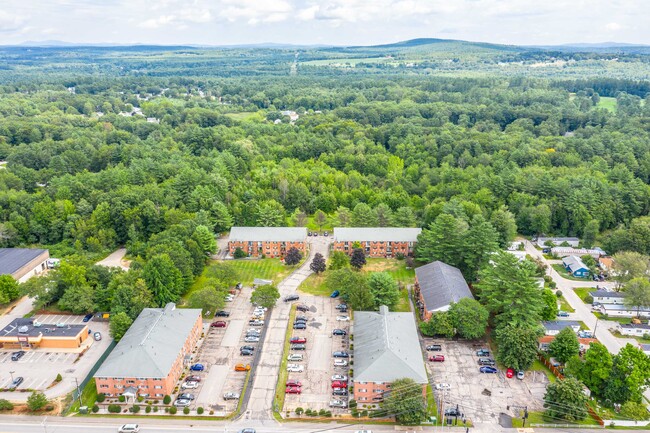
549,327,580,363
543,377,588,422
494,324,543,371
109,312,133,342
448,298,489,339
251,284,280,309
367,272,399,310
381,378,427,425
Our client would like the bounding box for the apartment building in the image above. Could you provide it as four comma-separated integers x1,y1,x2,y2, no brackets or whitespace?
228,227,307,258
332,227,421,258
414,260,474,320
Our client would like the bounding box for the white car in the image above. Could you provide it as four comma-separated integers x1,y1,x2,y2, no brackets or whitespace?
354,431,373,433
336,315,350,321
435,383,451,391
329,399,347,408
249,320,264,326
173,398,191,407
223,392,240,400
334,359,348,367
246,329,261,335
287,364,304,372
331,374,348,381
118,425,140,433
181,381,199,389
288,354,304,361
244,336,260,342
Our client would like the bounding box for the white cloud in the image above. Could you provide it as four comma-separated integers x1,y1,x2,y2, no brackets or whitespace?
0,9,25,33
139,15,176,29
605,22,622,31
218,0,292,24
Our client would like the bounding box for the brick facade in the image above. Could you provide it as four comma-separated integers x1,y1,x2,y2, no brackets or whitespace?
354,381,427,407
228,240,307,258
331,240,415,258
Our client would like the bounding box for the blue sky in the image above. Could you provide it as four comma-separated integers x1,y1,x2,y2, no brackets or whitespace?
0,0,648,46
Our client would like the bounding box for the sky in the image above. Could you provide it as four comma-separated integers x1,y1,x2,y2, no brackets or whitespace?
0,0,649,47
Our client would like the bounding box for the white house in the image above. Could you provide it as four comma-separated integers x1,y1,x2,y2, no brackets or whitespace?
542,321,581,336
505,250,527,262
619,323,650,337
551,247,605,259
640,344,650,356
537,237,580,248
600,304,650,318
590,289,625,305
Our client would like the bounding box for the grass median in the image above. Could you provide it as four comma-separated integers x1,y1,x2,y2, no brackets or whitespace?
272,304,297,417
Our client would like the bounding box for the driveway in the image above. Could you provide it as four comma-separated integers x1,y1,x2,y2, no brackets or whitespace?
95,248,130,271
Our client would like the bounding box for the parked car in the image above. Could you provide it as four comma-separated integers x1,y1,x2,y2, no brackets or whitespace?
308,231,313,236
190,363,204,371
445,407,463,417
330,290,340,298
185,375,201,382
331,374,348,381
287,364,304,372
181,381,199,389
557,311,570,317
293,323,307,330
435,383,451,391
249,320,264,326
331,380,348,389
284,294,300,302
476,349,490,357
93,332,102,341
9,377,23,389
178,393,195,400
118,424,140,433
517,370,525,380
290,344,306,350
332,388,348,396
285,386,301,394
354,430,372,433
288,354,304,361
246,329,261,335
215,310,230,317
336,315,350,321
506,368,515,378
336,304,348,311
332,329,347,336
333,351,349,358
246,333,260,339
324,231,329,236
478,358,496,366
294,317,308,323
173,398,191,407
296,315,308,321
211,321,227,328
244,336,260,342
11,351,25,361
329,399,347,408
334,359,348,367
290,336,307,344
235,364,251,371
286,379,302,387
240,349,254,356
82,313,94,322
426,344,442,351
241,345,255,352
429,355,445,362
238,429,256,433
223,392,240,400
479,366,498,374
296,304,309,312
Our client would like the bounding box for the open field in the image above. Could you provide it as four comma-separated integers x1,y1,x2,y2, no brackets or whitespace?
224,111,263,121
597,96,617,112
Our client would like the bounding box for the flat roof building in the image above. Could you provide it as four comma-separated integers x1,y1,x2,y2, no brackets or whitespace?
0,248,49,283
332,227,421,258
0,318,88,350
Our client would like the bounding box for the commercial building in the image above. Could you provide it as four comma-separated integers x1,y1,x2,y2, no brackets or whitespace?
413,261,474,319
0,248,49,283
353,305,427,408
94,303,202,398
0,318,88,350
228,227,307,258
331,227,421,258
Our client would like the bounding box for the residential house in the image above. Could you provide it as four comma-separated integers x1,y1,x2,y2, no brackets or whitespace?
639,344,650,356
536,237,580,248
0,318,89,350
0,248,50,283
542,320,581,336
589,289,625,305
619,323,650,337
600,304,650,318
562,255,590,278
94,303,202,398
353,306,427,408
551,247,605,259
332,227,421,258
598,257,615,273
228,227,307,258
413,261,474,320
539,335,598,352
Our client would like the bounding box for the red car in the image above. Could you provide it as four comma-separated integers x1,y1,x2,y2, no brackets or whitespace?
285,386,301,394
506,368,514,378
331,380,348,389
429,355,445,362
286,380,302,387
290,337,307,344
211,321,227,328
185,375,201,382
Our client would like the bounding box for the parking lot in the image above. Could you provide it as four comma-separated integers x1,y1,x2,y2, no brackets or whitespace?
0,314,111,393
283,294,351,414
425,339,548,424
171,286,261,414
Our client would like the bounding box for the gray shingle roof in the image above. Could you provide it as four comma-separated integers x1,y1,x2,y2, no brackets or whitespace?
415,261,473,312
0,248,48,276
333,227,421,242
589,290,625,298
562,255,589,273
602,304,650,313
621,323,650,330
354,306,427,384
542,321,580,331
229,227,307,242
95,303,201,379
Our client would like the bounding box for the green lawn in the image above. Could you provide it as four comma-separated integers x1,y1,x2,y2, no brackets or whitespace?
552,264,590,282
531,360,557,383
557,295,575,313
426,384,437,419
574,287,593,303
394,288,411,313
69,378,98,413
612,330,650,343
597,97,617,112
511,408,600,428
593,312,633,324
224,111,263,122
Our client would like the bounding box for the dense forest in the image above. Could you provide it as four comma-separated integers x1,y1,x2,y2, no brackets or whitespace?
1,42,650,322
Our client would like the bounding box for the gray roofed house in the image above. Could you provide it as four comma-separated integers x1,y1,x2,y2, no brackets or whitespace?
0,248,50,283
354,306,427,386
542,320,580,335
229,226,307,242
414,261,473,318
94,303,201,381
333,227,421,242
589,289,625,305
640,344,650,355
619,323,650,337
536,237,580,248
562,255,590,277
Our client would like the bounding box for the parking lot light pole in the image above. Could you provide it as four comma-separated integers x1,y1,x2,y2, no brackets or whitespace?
9,371,15,383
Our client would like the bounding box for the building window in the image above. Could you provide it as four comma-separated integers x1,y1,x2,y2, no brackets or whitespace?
155,393,164,397
358,397,367,401
99,385,109,389
154,385,162,389
126,380,135,384
115,385,123,389
358,389,367,393
373,389,384,393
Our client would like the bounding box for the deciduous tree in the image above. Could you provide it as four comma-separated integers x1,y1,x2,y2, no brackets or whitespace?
367,272,399,309
109,312,133,342
448,298,489,339
143,254,184,306
284,247,303,266
251,284,280,309
612,251,650,289
310,253,326,274
543,378,588,422
189,286,225,315
0,274,20,304
328,251,349,270
26,391,48,412
624,277,650,317
541,289,559,320
381,378,426,425
549,327,580,363
494,324,543,371
350,248,366,270
420,312,454,338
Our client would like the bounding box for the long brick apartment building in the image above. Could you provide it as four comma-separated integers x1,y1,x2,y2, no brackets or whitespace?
332,227,421,258
94,303,202,398
228,227,307,258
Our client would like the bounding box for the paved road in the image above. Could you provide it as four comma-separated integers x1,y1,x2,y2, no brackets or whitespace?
243,237,331,420
0,296,34,330
95,248,130,271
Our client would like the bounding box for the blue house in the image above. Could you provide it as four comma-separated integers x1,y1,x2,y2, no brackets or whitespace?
562,255,590,278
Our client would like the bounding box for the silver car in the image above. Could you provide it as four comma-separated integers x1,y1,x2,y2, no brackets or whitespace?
223,392,240,400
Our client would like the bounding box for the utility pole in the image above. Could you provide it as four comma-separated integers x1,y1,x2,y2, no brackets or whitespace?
74,377,82,407
593,318,599,336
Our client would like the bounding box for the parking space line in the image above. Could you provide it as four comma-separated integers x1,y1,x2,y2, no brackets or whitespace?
32,352,47,363
36,379,49,390
19,352,36,363
22,378,38,389
0,353,11,363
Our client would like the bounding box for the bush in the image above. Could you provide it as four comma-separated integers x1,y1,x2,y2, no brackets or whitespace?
295,407,304,415
183,407,190,415
233,247,247,259
319,409,327,416
585,295,594,304
27,391,48,411
145,405,151,413
107,404,121,413
96,393,106,403
137,396,144,403
555,290,562,297
325,411,332,417
0,399,14,411
305,409,312,416
130,405,140,413
361,410,368,417
164,407,169,413
351,409,359,417
309,410,318,417
163,395,171,405
197,407,204,414
348,399,357,409
55,374,62,382
169,406,177,415
153,406,159,413
118,395,126,403
92,404,99,413
45,405,54,412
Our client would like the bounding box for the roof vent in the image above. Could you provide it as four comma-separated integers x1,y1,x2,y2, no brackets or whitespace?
163,303,176,314
379,305,389,316
18,326,29,333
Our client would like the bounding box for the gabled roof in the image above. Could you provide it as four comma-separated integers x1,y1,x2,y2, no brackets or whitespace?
415,261,473,312
542,320,580,331
562,255,589,272
333,227,421,242
229,227,307,242
95,303,201,379
0,248,48,276
354,306,427,384
589,290,625,298
621,323,650,330
601,304,650,313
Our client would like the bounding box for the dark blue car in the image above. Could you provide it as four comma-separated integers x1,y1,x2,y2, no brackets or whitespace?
82,313,93,322
330,290,340,298
190,363,205,371
480,366,498,374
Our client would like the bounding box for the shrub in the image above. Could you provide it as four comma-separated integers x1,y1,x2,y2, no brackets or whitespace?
169,406,177,415
197,407,204,414
234,247,247,259
130,405,140,413
163,395,171,405
0,399,14,411
137,396,144,403
164,407,169,413
55,374,62,382
27,391,48,411
295,407,304,415
309,410,318,417
325,411,332,417
118,395,126,403
183,407,190,414
145,406,151,413
107,404,121,413
96,393,106,403
555,290,562,297
305,409,312,416
396,253,405,260
209,410,214,415
92,404,99,413
351,409,359,417
45,405,54,412
348,399,357,409
153,406,159,413
361,410,368,417
319,409,327,416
